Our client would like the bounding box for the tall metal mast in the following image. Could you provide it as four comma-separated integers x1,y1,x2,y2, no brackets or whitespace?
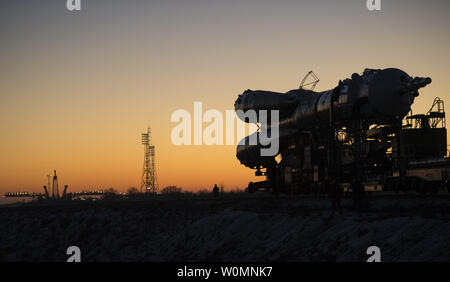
52,170,59,199
140,127,158,193
47,174,52,198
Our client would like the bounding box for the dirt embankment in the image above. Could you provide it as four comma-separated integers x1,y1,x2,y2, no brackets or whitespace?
0,195,449,261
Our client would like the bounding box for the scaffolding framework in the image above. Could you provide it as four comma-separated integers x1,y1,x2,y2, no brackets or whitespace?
141,127,158,193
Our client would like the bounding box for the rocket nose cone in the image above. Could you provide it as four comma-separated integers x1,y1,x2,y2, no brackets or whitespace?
368,68,421,118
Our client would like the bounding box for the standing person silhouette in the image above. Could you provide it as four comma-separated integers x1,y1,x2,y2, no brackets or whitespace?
213,184,219,198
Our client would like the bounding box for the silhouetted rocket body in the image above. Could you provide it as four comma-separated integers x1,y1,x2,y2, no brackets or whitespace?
234,68,431,168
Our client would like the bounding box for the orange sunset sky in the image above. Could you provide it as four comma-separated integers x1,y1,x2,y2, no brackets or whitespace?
0,0,449,193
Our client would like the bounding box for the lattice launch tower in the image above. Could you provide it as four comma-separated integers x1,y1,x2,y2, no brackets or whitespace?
140,127,158,193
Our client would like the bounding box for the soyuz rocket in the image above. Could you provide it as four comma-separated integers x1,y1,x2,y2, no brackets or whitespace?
234,68,431,169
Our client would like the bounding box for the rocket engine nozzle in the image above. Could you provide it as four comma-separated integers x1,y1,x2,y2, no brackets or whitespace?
400,77,432,96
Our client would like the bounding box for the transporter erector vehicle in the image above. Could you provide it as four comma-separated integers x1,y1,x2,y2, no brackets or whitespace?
235,68,449,194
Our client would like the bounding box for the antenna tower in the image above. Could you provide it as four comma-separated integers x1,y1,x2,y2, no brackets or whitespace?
140,127,158,193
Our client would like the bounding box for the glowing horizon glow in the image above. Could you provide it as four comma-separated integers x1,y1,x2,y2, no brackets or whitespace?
0,0,449,193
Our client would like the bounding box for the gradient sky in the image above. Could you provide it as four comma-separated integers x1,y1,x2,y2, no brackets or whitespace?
0,0,449,193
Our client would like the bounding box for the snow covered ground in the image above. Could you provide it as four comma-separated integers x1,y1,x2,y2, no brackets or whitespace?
0,195,449,261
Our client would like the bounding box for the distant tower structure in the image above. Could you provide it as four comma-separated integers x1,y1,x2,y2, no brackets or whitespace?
140,127,158,193
47,174,52,198
52,170,59,199
42,170,69,200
